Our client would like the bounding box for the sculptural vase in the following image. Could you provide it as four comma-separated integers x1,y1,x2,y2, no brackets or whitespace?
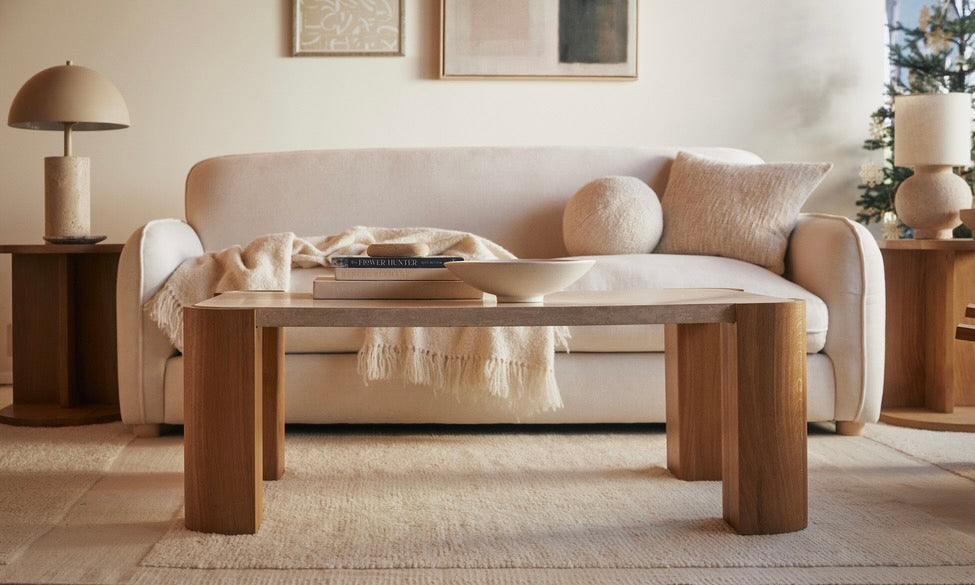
894,165,972,239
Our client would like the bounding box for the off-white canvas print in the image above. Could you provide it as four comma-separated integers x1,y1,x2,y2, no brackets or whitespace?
294,0,403,56
441,0,637,78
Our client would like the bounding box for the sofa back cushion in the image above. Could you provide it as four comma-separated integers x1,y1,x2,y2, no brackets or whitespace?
184,146,762,256
655,151,832,275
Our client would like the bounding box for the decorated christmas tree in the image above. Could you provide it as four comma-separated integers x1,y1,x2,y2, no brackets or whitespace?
855,0,974,238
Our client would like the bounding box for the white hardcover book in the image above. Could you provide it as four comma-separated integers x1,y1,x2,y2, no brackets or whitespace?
333,266,456,281
313,275,483,300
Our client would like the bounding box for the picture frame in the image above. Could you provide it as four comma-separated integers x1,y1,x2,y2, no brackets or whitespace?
440,0,637,80
293,0,404,57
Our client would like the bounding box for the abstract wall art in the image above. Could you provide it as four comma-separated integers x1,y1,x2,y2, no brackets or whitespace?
294,0,404,56
440,0,637,79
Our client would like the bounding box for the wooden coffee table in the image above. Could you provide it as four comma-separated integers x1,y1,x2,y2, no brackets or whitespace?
183,289,807,536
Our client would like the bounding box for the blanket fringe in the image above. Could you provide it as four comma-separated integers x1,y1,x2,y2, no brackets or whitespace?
554,325,571,353
358,342,565,415
144,283,184,351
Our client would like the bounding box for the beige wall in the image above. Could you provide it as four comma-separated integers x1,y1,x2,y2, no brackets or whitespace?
0,0,885,380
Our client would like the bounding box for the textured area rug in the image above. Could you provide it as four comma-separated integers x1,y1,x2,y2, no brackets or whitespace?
141,428,975,572
864,422,975,480
0,422,134,565
1,410,972,585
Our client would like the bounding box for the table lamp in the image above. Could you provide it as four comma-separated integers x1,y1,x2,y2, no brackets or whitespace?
7,61,129,244
893,92,973,239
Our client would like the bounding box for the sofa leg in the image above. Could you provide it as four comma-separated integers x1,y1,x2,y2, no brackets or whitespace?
129,423,162,438
835,421,865,436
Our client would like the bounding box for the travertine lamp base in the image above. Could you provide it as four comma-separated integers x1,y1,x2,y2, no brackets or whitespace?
895,166,973,239
44,156,90,238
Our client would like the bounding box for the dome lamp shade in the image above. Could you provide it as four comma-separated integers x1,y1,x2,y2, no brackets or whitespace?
7,61,130,243
8,61,129,133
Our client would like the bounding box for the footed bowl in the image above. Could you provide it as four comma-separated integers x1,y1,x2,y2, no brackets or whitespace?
445,259,595,303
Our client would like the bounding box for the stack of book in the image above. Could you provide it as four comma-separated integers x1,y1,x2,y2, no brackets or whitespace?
313,255,483,299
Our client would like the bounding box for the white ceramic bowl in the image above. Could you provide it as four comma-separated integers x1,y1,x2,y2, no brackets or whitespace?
445,259,596,303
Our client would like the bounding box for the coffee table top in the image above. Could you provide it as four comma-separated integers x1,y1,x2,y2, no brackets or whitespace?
194,289,799,328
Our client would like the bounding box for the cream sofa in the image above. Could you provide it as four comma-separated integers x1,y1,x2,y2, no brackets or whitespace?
116,147,885,432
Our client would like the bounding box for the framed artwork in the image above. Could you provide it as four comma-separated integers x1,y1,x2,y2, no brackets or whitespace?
440,0,637,79
293,0,404,56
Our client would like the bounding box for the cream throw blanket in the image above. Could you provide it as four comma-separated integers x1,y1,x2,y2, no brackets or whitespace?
145,226,566,414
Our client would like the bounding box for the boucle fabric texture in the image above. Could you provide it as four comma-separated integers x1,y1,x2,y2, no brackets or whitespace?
655,152,832,275
144,226,566,414
562,176,662,256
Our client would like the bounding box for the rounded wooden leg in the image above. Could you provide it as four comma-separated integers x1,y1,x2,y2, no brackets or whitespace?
184,306,263,535
665,323,722,481
262,327,285,481
835,421,865,436
722,301,807,535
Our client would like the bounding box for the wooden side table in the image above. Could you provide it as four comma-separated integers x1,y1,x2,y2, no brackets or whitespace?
878,239,974,432
0,243,123,426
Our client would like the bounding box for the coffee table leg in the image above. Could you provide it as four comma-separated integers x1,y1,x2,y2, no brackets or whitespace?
721,301,807,535
665,323,722,480
262,327,285,480
184,307,263,534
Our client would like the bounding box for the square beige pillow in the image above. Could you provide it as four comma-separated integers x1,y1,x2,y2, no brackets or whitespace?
655,151,831,274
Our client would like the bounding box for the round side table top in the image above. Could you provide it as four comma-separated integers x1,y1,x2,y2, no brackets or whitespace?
877,239,974,251
0,243,123,254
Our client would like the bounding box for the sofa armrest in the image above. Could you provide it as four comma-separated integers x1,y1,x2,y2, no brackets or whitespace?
116,219,204,424
785,213,885,423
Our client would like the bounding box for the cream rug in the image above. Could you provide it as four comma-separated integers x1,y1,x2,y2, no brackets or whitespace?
0,421,134,565
864,422,975,481
141,429,975,572
0,405,972,584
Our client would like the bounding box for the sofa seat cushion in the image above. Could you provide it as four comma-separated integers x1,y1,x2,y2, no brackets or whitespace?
284,254,827,354
563,253,827,353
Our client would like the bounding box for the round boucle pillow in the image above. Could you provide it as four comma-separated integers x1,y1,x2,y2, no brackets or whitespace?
562,176,662,256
